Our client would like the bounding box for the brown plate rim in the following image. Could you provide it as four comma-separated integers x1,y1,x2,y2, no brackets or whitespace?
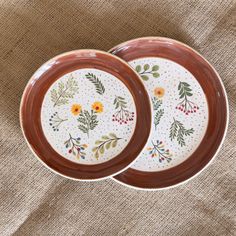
109,37,229,190
19,49,152,181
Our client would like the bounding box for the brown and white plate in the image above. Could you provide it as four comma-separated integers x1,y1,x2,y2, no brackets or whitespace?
110,37,229,190
20,49,152,181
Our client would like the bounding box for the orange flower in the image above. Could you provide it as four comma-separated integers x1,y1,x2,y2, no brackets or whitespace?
92,101,103,113
71,104,82,115
154,87,165,98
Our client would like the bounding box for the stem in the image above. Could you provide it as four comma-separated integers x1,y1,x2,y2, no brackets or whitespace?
53,86,69,107
96,138,122,152
139,70,153,75
151,141,169,159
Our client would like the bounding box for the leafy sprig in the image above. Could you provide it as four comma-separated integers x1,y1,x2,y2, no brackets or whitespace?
169,118,194,146
178,82,193,98
77,110,98,137
64,134,87,159
176,82,199,115
113,96,127,109
135,64,160,81
152,97,162,110
92,133,122,159
85,73,105,95
147,140,172,163
152,97,164,130
154,109,164,129
51,77,79,107
112,96,134,124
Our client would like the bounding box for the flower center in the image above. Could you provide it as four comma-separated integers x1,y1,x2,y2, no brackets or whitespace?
96,106,99,110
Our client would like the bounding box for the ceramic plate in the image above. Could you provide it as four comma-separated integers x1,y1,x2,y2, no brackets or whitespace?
20,49,152,180
110,37,228,189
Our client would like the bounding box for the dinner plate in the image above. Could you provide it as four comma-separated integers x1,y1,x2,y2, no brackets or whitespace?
20,49,152,180
110,37,229,189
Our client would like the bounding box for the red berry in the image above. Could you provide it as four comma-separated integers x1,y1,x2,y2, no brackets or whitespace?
112,119,115,121
194,110,196,112
69,150,72,153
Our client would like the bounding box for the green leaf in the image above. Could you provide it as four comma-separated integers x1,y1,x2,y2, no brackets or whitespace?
185,87,192,92
186,92,193,96
78,125,88,134
105,141,111,149
111,140,117,148
113,98,117,105
152,97,162,110
102,135,109,140
95,151,99,159
178,83,182,90
92,147,97,152
152,72,160,78
99,145,105,154
50,89,58,103
179,87,184,95
182,82,190,87
180,93,185,99
152,65,159,71
169,120,178,141
85,73,105,95
141,75,149,81
144,64,150,71
135,65,141,73
109,133,117,138
95,140,103,145
154,109,164,129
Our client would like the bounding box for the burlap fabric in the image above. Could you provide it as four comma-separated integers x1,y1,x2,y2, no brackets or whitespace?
0,0,235,235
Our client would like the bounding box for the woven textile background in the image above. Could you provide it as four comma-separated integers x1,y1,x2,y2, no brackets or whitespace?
0,0,235,235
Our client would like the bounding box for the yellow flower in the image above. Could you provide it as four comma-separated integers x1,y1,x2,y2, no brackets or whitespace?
154,87,165,98
92,101,103,113
71,104,82,115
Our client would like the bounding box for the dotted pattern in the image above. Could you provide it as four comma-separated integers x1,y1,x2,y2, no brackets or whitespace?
129,57,209,172
41,68,136,165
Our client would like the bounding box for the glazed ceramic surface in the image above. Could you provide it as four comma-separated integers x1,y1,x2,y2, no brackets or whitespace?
130,57,208,171
20,50,152,180
41,68,136,165
110,37,228,189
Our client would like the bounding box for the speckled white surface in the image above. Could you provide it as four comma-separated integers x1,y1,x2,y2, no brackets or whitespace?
129,57,209,172
41,68,136,164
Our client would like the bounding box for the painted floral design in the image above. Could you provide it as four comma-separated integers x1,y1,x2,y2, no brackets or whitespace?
51,76,79,107
152,97,164,130
135,64,160,81
147,140,172,163
64,134,88,159
112,96,134,124
176,82,199,115
92,101,103,113
77,107,101,137
49,112,68,131
169,118,194,146
71,104,82,116
154,87,165,98
85,73,105,95
92,133,122,159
